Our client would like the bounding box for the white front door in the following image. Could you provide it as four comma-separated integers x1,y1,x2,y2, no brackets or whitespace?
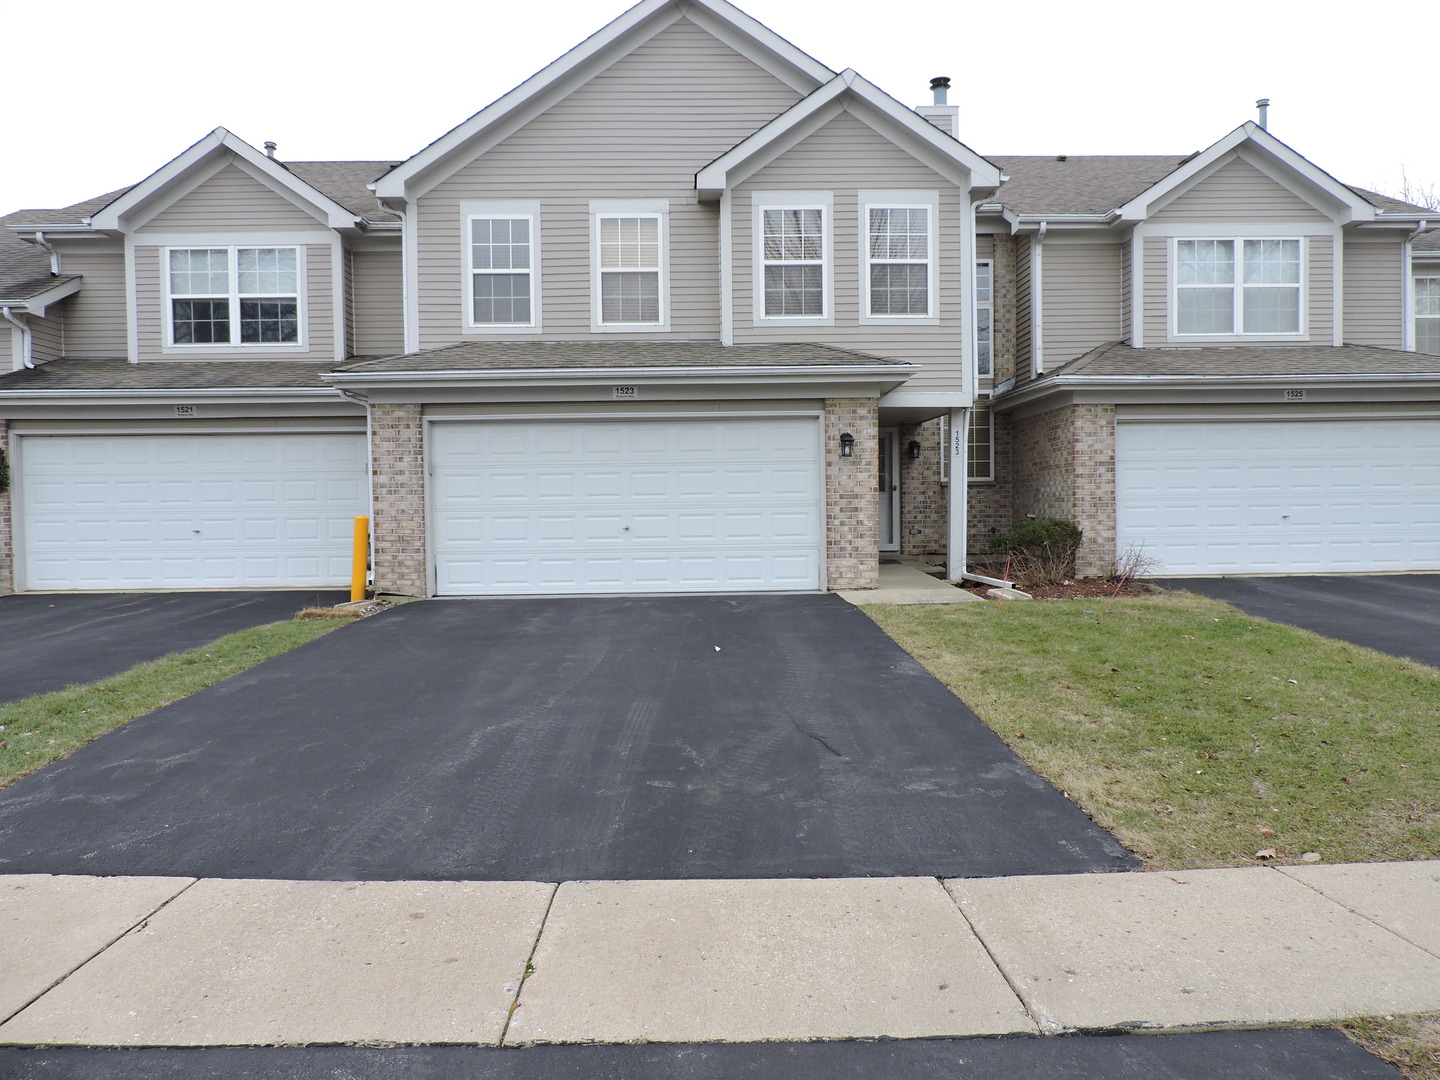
18,433,368,590
1116,417,1440,575
430,416,824,595
878,428,900,552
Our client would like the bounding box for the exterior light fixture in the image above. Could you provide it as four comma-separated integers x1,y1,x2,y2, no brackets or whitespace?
908,439,921,460
839,431,855,458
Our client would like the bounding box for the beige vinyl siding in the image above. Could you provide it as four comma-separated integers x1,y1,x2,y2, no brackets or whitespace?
417,17,802,347
1143,233,1333,346
0,326,10,369
731,111,963,392
1014,235,1032,381
1149,158,1329,224
140,163,321,232
1041,243,1123,365
976,235,994,260
1120,240,1132,339
1342,237,1404,347
29,311,64,363
55,249,127,357
135,243,335,361
350,248,404,357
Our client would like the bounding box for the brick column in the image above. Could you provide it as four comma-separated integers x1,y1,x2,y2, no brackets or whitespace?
824,398,879,589
369,403,428,597
0,419,12,594
1010,403,1116,578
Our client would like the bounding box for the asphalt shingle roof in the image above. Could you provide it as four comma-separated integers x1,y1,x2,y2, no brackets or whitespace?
989,155,1191,215
0,210,68,301
0,359,340,391
335,340,902,373
1045,342,1440,378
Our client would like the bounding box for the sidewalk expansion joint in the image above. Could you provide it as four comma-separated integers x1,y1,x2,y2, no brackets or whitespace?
1276,866,1440,963
0,876,200,1029
498,881,560,1046
939,877,1053,1036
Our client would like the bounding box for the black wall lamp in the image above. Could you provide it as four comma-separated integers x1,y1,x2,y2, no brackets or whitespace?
839,431,855,458
908,439,921,460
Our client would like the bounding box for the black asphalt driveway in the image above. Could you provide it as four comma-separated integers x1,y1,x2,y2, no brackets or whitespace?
0,595,1134,881
0,1030,1398,1080
1157,575,1440,668
0,591,348,705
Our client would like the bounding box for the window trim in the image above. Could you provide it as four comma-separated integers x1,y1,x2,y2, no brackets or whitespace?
1415,275,1440,354
466,213,538,330
975,259,993,377
1169,235,1307,340
461,200,541,335
163,244,306,350
753,191,833,326
590,200,669,333
860,194,939,324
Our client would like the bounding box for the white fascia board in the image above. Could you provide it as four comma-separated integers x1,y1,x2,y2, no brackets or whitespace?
90,128,357,232
376,0,833,203
0,387,348,406
879,390,971,408
327,363,916,385
0,276,82,312
996,371,1440,411
1117,122,1374,224
696,70,1001,199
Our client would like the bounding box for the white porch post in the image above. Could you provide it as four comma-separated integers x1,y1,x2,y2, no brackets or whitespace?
946,407,968,581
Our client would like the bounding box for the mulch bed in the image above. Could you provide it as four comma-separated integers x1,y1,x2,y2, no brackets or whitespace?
956,579,1151,601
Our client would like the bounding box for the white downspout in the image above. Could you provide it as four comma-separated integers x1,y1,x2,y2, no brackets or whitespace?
1032,221,1047,376
1,307,33,370
1403,220,1427,351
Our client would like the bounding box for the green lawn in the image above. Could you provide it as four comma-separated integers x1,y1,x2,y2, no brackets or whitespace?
0,618,343,787
867,591,1440,870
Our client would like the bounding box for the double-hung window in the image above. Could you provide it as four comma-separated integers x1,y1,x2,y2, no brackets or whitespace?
591,201,667,331
866,206,932,317
975,260,993,375
1416,277,1440,354
470,216,534,327
967,407,993,482
1175,238,1301,335
168,246,300,346
759,200,828,320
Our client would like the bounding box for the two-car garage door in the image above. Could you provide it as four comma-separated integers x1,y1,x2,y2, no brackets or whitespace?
431,417,823,595
1116,417,1440,575
18,433,367,591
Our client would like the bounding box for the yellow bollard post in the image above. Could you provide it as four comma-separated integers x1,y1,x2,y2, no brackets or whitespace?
351,515,370,603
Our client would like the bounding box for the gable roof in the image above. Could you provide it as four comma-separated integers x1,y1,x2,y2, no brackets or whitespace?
87,129,361,232
373,0,834,203
695,69,1002,198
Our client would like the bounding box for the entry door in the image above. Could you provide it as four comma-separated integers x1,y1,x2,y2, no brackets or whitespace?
878,428,900,552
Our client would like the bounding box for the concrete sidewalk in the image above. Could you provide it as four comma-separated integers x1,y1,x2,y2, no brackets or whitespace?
3,862,1437,1047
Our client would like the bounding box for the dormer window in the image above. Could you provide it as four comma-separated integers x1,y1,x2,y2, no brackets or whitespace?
167,246,300,346
1175,238,1301,336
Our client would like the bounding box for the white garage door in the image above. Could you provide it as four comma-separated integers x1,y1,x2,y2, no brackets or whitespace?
432,417,823,595
1116,418,1440,575
19,433,368,590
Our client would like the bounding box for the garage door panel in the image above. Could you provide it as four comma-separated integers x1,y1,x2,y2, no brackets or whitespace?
1117,418,1440,575
433,418,823,595
19,434,366,591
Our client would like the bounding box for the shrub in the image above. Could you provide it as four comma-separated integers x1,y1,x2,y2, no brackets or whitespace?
990,517,1082,588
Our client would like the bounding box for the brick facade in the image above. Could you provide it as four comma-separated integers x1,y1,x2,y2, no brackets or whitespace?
967,408,1014,556
898,418,945,558
0,418,11,594
1011,403,1116,577
369,403,427,597
824,397,879,589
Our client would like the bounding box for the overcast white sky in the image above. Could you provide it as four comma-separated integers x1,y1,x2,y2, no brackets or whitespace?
3,0,1436,214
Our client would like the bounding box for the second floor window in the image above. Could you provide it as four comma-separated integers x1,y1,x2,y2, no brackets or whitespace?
1176,238,1300,336
169,247,298,346
866,207,931,317
598,215,662,325
470,217,534,326
1417,277,1440,354
762,207,825,318
976,260,993,375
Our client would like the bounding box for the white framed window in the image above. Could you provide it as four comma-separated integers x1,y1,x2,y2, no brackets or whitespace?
1174,238,1302,336
967,406,993,482
468,215,535,327
1417,277,1440,354
167,246,301,346
591,200,668,331
865,206,933,318
976,260,993,376
755,193,831,323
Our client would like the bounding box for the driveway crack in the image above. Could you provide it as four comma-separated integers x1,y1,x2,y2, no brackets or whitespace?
791,718,844,757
